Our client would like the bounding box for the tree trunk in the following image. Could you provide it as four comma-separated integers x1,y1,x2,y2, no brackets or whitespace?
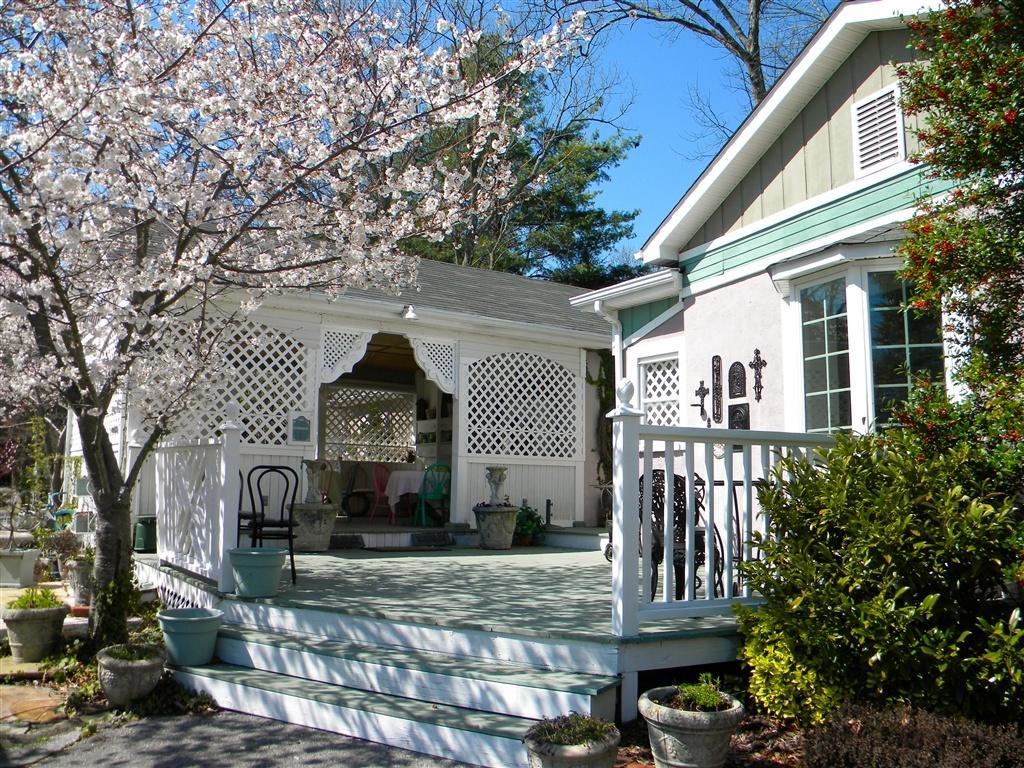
74,409,134,648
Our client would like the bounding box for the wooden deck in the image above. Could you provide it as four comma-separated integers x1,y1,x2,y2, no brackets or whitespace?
238,546,737,643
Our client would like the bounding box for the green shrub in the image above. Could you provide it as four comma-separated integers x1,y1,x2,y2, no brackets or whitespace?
514,503,544,543
524,712,617,745
738,430,1024,724
804,704,1024,768
6,586,63,609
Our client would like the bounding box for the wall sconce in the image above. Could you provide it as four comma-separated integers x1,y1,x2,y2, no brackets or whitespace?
401,305,418,320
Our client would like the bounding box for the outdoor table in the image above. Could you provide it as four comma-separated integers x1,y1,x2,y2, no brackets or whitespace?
385,469,425,512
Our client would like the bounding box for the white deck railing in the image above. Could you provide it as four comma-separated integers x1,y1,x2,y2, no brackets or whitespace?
609,381,833,636
153,403,241,592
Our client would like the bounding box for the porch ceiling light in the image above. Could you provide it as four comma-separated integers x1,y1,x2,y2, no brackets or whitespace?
401,304,418,320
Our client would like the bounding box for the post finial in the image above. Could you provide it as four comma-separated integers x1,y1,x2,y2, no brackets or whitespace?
616,379,636,408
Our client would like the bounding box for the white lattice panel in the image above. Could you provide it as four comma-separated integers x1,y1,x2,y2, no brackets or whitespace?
409,338,456,394
321,328,373,382
466,352,578,458
143,319,310,445
641,358,680,426
321,386,416,462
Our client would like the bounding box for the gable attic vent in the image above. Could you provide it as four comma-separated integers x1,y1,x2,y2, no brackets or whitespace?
852,84,905,177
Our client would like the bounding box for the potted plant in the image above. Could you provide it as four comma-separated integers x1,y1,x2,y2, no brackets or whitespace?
2,587,69,662
96,642,166,706
40,527,81,579
65,546,94,608
0,489,40,588
514,503,545,546
473,466,519,550
523,712,620,768
157,607,223,666
638,674,745,768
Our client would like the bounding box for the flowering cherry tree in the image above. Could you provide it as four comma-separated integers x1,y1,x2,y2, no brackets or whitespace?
0,0,583,643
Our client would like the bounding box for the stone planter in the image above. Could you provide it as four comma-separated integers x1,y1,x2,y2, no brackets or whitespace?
228,547,287,597
65,557,93,606
2,604,69,662
157,607,223,666
473,505,519,550
638,686,744,768
292,503,336,552
524,728,620,768
97,644,166,706
0,548,39,587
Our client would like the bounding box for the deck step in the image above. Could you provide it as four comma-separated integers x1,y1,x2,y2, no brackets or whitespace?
172,662,535,768
217,626,619,720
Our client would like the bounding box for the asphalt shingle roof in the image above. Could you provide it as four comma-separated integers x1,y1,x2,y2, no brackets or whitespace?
346,259,610,337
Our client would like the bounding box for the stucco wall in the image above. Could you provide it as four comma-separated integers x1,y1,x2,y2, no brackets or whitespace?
686,29,921,250
625,271,786,432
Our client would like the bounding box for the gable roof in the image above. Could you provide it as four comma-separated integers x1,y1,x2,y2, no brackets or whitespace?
639,0,940,265
344,258,611,337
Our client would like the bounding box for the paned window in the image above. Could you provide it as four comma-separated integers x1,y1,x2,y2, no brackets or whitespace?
801,279,852,432
867,272,944,422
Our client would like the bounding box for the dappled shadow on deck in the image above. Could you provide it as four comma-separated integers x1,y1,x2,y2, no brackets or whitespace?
233,547,737,643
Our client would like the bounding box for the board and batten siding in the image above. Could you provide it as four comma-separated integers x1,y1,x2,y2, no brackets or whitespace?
686,30,920,250
620,297,678,338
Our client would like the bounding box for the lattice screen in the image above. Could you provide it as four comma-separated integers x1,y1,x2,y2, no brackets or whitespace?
320,385,416,461
321,329,372,382
144,319,310,445
466,352,578,458
641,358,680,426
410,338,456,394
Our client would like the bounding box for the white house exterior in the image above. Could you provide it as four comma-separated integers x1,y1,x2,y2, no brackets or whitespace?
68,258,611,532
574,0,950,439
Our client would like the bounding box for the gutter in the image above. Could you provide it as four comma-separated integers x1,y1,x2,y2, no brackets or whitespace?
593,300,624,383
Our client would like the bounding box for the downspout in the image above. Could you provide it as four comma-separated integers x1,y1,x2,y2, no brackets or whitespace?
593,300,623,386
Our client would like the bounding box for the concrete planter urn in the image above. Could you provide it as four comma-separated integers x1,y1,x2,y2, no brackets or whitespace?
638,686,744,768
97,644,166,706
473,465,518,550
157,607,223,666
0,548,39,587
292,503,336,552
65,556,94,606
2,603,69,662
228,547,287,597
524,726,620,768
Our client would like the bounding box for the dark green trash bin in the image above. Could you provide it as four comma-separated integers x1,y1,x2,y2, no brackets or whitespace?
134,517,157,553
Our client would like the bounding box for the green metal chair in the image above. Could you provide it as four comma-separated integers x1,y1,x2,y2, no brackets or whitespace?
415,463,450,527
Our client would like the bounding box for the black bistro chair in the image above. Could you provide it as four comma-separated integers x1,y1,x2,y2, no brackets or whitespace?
239,465,299,584
605,470,725,599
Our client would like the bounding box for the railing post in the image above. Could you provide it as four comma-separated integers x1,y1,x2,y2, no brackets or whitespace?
217,402,242,593
610,380,642,638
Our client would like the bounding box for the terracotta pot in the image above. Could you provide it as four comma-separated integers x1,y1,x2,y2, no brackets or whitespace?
638,687,744,768
97,644,166,706
524,728,620,768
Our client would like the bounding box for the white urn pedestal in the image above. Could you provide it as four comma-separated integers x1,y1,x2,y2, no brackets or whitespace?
292,503,337,552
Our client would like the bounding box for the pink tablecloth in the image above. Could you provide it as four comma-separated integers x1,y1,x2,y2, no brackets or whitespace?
385,470,424,510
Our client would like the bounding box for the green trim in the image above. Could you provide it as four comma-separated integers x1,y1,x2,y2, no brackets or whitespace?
174,663,535,737
218,626,620,694
620,297,677,337
681,166,955,284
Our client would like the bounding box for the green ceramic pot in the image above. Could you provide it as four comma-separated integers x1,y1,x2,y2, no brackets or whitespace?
228,547,287,598
157,607,223,666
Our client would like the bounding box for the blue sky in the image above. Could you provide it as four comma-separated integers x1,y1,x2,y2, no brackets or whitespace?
588,24,750,258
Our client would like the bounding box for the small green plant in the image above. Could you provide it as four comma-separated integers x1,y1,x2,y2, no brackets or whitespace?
673,673,732,712
524,711,617,745
514,503,544,543
6,586,63,609
104,643,161,662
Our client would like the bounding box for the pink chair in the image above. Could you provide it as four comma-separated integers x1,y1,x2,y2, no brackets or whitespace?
368,463,393,524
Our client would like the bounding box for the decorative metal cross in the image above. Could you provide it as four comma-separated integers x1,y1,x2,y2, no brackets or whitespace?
749,348,767,402
692,379,710,421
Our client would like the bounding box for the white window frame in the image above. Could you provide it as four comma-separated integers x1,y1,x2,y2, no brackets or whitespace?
789,256,950,433
637,353,682,427
852,83,907,179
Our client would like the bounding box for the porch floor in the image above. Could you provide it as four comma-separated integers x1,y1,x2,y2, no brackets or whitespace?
220,546,738,645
